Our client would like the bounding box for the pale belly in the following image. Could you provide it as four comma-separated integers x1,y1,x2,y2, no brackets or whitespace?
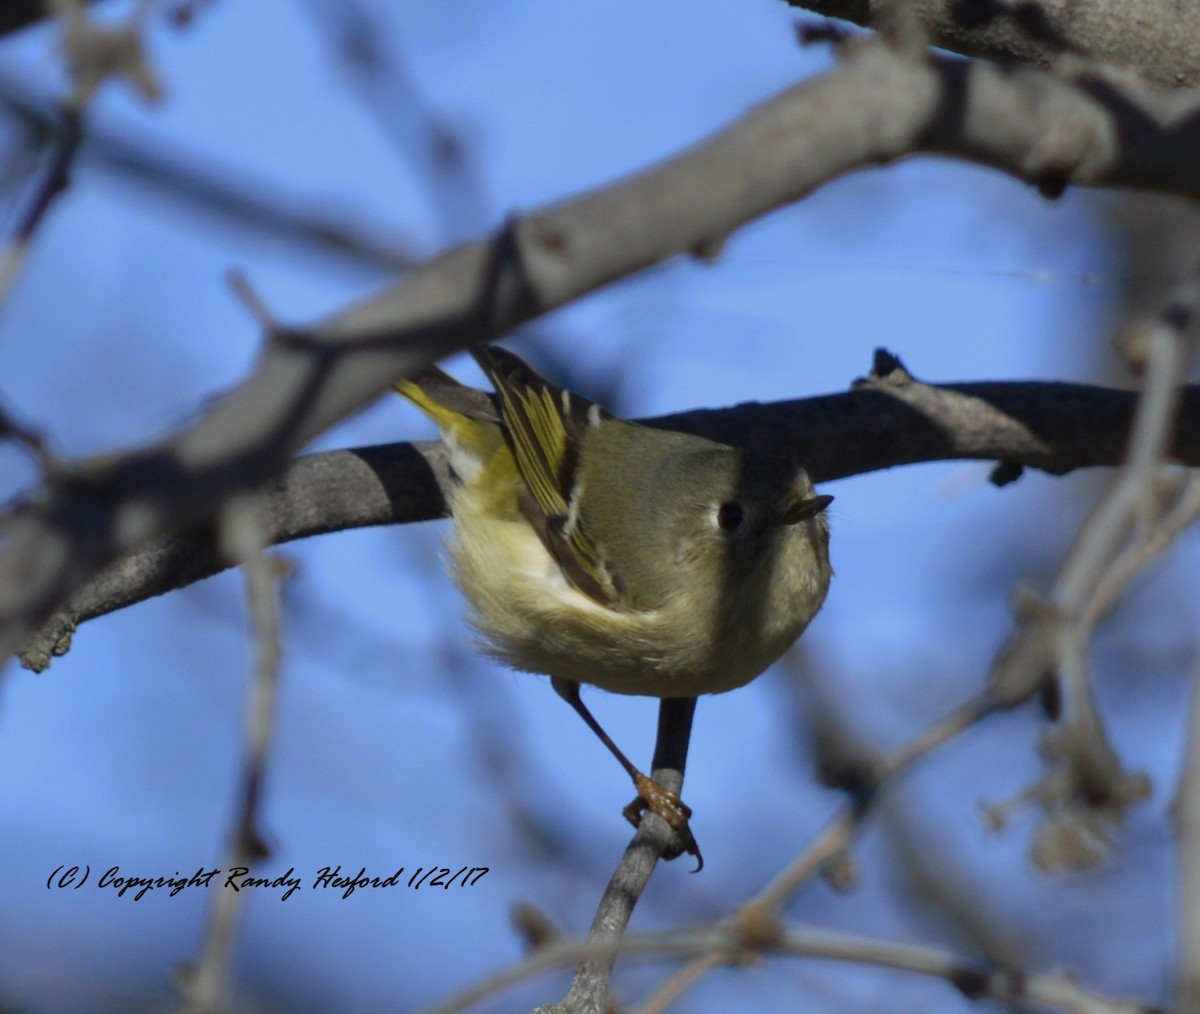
448,505,830,698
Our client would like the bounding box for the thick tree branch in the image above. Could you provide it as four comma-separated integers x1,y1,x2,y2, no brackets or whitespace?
0,2,72,37
18,368,1200,670
787,0,1200,88
8,38,1200,666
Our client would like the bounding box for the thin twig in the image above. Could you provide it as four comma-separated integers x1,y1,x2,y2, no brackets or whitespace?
1176,646,1200,1013
0,104,81,307
770,925,1153,1014
178,495,287,1014
0,397,56,474
1057,324,1191,610
988,273,1196,872
544,699,697,1013
0,0,146,310
516,692,996,1014
300,0,486,245
757,694,996,913
0,69,419,274
426,913,1153,1014
53,0,161,108
630,694,997,1013
1080,472,1200,631
1176,641,1200,1014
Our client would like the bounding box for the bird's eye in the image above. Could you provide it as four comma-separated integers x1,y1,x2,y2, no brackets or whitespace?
716,502,745,532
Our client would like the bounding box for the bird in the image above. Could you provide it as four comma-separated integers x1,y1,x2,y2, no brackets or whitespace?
394,344,832,866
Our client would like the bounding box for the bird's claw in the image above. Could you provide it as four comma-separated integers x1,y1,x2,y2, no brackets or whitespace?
625,774,703,872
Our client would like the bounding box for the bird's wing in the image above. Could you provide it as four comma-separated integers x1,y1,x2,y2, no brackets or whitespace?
472,345,621,606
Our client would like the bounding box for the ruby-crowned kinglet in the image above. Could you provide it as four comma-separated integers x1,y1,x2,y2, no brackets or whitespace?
395,345,832,863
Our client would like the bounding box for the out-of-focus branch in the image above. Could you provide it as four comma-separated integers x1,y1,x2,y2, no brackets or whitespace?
620,695,995,1014
299,0,596,404
0,105,81,303
431,851,1154,1014
54,0,160,106
0,0,99,38
0,1,158,307
1079,472,1200,631
786,0,1200,87
0,0,204,41
1177,650,1200,1013
179,496,287,1014
758,696,995,910
446,652,1165,1011
16,367,1200,671
9,36,1200,667
0,69,420,274
300,0,487,246
988,268,1196,872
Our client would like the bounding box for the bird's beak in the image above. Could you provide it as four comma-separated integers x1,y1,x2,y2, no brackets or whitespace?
782,493,833,525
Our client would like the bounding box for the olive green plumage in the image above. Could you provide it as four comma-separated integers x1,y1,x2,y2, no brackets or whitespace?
394,345,832,698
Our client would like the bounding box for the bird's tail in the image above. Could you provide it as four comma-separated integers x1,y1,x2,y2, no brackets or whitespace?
392,361,505,465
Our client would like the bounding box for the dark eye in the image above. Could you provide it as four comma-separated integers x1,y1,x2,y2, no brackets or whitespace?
716,502,745,532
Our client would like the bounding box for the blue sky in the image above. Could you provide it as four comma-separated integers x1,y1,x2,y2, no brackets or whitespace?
0,2,1192,1012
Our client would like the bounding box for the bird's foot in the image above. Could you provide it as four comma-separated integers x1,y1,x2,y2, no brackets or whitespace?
624,773,703,872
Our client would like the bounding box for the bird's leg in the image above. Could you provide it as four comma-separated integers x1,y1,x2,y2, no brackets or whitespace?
552,679,701,868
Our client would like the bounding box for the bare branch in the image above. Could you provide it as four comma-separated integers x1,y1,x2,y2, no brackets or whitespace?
0,104,81,303
8,36,1200,665
0,68,421,274
1177,653,1200,1013
0,396,56,474
178,496,287,1014
1081,473,1200,630
430,601,1166,1011
788,0,1200,87
300,0,488,245
989,278,1195,871
0,0,100,38
0,0,155,315
622,695,996,1014
53,0,161,107
757,695,995,911
429,901,1154,1014
545,699,697,1012
15,440,451,671
16,371,1200,670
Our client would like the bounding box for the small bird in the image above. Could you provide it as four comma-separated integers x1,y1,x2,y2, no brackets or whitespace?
394,345,832,866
